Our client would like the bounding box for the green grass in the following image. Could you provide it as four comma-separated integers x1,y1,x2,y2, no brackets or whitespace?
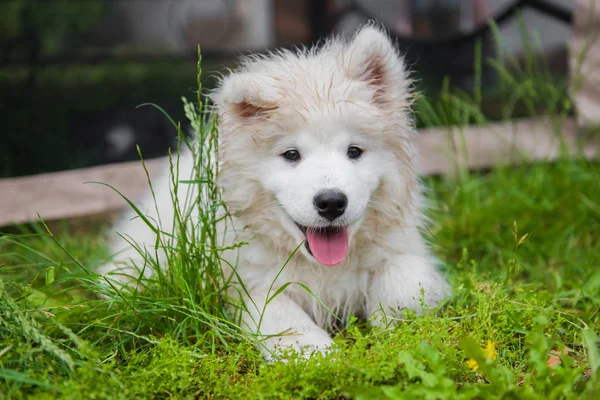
1,32,600,399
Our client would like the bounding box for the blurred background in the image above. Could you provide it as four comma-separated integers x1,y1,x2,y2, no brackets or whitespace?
0,0,574,178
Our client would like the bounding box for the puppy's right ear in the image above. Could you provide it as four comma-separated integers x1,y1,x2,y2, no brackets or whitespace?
343,25,410,108
212,73,280,119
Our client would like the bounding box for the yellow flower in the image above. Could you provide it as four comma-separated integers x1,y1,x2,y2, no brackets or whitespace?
484,340,498,360
467,340,498,371
466,358,480,371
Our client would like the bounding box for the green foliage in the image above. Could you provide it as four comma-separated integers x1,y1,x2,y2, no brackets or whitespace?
0,0,107,55
0,61,203,178
415,19,572,129
0,280,103,396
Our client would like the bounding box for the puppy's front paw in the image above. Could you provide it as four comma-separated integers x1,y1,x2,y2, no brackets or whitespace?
265,329,334,362
367,255,452,327
95,261,149,300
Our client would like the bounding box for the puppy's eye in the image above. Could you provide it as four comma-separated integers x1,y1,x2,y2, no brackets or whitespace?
347,146,363,160
282,149,301,162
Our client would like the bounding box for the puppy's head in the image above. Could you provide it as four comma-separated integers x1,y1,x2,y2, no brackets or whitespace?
212,25,418,266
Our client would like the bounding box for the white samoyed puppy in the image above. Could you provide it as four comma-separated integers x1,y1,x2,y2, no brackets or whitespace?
99,24,451,360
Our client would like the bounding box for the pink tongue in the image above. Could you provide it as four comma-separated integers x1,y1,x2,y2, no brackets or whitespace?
306,228,349,266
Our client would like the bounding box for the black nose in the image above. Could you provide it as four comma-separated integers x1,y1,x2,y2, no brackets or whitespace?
314,190,347,221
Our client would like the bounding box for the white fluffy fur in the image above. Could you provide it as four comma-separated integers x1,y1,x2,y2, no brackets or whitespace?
99,25,451,360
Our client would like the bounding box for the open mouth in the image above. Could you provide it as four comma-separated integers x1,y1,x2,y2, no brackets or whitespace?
295,223,349,267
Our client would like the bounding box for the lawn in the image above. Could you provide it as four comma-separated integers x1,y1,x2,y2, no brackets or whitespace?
1,44,599,398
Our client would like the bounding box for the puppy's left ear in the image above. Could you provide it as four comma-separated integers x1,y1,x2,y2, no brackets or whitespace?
343,25,410,107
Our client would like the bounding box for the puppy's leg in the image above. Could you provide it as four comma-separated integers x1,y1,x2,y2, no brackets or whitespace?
99,150,197,282
367,254,450,326
240,289,333,360
97,177,169,282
